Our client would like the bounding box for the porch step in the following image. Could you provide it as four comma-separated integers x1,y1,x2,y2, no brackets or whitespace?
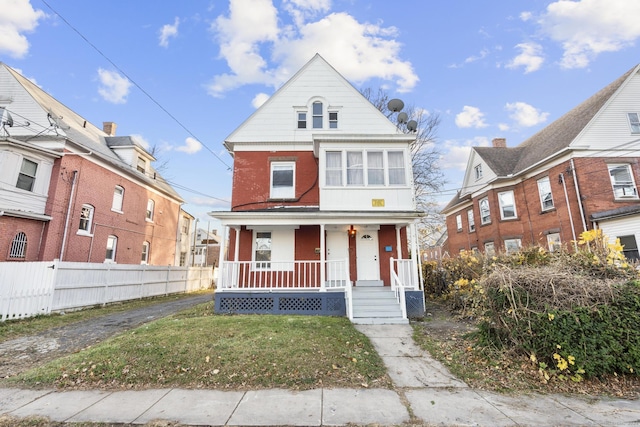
355,280,384,287
350,287,407,325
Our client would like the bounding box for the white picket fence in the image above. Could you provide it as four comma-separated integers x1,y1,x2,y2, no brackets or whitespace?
0,260,214,322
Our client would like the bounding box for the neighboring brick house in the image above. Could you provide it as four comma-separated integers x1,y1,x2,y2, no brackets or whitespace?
442,63,640,259
210,54,424,323
0,63,184,265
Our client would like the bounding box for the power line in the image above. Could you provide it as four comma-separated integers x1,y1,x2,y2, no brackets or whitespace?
39,0,232,171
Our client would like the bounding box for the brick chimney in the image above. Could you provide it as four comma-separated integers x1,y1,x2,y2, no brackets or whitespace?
492,137,506,148
103,121,117,136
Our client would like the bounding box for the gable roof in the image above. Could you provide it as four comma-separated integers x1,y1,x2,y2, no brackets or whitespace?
474,64,638,178
0,63,182,202
224,53,407,151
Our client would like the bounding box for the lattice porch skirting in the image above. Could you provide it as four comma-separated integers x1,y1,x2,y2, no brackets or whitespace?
215,291,347,316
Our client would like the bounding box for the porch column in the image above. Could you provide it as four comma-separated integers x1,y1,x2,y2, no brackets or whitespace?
320,223,326,291
233,226,240,261
218,226,228,266
410,222,423,289
395,225,402,259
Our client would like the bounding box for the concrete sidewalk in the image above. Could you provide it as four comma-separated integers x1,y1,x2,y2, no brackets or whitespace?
0,324,638,426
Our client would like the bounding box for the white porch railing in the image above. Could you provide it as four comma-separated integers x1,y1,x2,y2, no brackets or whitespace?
389,258,421,320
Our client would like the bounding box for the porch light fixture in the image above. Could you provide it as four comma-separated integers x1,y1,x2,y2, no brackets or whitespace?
348,225,356,237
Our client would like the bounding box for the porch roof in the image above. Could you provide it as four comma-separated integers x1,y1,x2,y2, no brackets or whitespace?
208,208,423,227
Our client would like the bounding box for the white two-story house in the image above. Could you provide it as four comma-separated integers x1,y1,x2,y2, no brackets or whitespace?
210,54,424,324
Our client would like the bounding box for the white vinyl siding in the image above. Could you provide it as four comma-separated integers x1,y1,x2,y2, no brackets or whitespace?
628,112,640,134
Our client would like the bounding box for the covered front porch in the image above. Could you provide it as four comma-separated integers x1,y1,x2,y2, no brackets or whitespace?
210,210,425,323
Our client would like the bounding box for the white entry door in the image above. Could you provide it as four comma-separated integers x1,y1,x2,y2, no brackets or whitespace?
356,230,380,281
326,231,349,283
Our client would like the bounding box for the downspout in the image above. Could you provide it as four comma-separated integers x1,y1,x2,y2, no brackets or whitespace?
560,173,578,251
59,170,78,260
570,159,588,233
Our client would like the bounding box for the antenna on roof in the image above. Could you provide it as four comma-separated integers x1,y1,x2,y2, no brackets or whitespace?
386,99,417,133
1,107,30,136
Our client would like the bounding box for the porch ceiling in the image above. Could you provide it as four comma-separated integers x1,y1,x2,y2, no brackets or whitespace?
208,209,423,227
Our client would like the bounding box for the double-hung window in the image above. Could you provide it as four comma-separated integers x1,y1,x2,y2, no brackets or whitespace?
455,214,462,231
628,113,640,134
141,241,150,264
618,235,639,261
498,190,517,220
297,111,307,129
270,162,295,199
479,197,491,224
467,209,475,232
609,164,638,199
367,151,384,185
112,186,124,212
78,204,94,234
146,199,155,221
504,238,521,254
329,111,338,128
105,235,117,263
388,151,406,185
537,177,554,210
326,151,342,186
474,164,483,180
16,158,37,192
137,157,146,173
346,151,364,186
312,102,323,128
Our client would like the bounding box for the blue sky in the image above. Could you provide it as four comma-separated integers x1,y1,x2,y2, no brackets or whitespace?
2,0,640,233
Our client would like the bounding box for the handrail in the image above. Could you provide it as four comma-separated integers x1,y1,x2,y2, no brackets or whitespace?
390,257,407,320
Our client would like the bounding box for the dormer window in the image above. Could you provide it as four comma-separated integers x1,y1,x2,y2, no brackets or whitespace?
312,102,323,128
137,157,146,173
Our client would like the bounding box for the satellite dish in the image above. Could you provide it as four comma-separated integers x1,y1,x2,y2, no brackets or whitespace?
387,98,404,112
4,112,13,127
397,112,408,124
406,120,418,132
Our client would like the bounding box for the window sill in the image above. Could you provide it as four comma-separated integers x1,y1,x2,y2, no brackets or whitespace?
540,208,556,214
268,198,296,202
145,219,154,223
76,231,93,237
613,197,640,202
111,209,123,214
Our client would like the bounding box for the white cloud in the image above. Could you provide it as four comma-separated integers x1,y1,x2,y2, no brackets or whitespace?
176,137,203,154
506,42,544,73
130,134,151,150
505,102,549,127
539,0,640,69
498,123,510,132
252,92,270,108
159,17,180,48
455,106,488,129
97,69,132,104
208,0,418,97
440,137,490,171
0,0,45,58
520,11,533,21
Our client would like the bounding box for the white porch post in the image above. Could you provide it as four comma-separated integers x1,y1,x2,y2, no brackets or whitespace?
218,226,228,266
395,225,402,259
233,227,240,261
410,222,423,289
320,223,326,291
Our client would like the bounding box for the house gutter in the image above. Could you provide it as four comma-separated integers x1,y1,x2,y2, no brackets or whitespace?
560,173,578,251
59,170,78,260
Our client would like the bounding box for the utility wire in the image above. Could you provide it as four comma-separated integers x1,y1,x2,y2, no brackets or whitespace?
39,0,232,171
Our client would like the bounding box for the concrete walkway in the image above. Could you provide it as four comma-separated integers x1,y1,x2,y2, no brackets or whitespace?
1,324,639,426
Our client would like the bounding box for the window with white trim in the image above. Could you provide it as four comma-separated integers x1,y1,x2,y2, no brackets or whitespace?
270,162,295,199
105,235,117,262
547,233,561,252
608,164,638,199
537,177,554,211
78,204,94,234
297,111,307,129
467,209,475,232
346,151,364,186
329,111,338,128
326,151,342,186
312,101,323,128
474,164,483,180
141,241,150,264
479,197,491,224
367,151,384,185
112,186,124,212
9,232,27,258
484,241,495,256
504,238,521,254
627,113,640,134
388,151,406,185
137,157,146,173
498,190,517,220
146,199,155,221
455,214,462,231
16,158,37,192
254,232,271,269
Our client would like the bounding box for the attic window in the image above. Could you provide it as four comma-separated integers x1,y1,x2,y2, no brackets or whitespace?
329,111,338,128
297,112,307,129
628,113,640,134
137,157,146,173
474,164,483,180
312,102,323,128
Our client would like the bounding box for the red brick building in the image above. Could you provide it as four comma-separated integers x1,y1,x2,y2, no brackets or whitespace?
443,64,640,260
0,63,184,265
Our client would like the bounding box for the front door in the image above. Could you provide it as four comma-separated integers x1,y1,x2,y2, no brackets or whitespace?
356,230,380,281
326,231,349,283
